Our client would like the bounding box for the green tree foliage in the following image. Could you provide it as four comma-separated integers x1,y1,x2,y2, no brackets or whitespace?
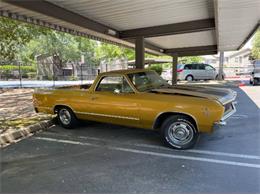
75,36,99,66
0,17,48,61
178,56,203,64
147,64,163,75
252,30,260,59
24,31,80,66
95,42,135,62
0,17,98,67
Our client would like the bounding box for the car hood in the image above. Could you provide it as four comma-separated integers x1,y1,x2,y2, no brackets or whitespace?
151,85,237,105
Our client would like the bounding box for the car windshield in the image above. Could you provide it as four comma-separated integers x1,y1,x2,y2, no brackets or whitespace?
127,71,170,92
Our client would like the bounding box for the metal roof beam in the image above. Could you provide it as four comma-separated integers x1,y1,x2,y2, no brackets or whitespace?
3,0,119,37
120,19,215,39
126,39,163,53
165,45,217,57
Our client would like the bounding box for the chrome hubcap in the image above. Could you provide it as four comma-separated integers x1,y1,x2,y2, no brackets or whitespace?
168,122,194,145
59,109,71,125
187,76,193,81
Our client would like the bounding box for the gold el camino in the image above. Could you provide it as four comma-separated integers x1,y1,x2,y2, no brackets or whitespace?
33,69,237,149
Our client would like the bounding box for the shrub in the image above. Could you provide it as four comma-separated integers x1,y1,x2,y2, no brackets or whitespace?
27,72,37,79
69,76,78,81
147,64,163,75
0,65,36,72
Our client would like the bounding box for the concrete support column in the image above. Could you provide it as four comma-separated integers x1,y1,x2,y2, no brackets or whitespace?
218,51,224,80
135,36,145,69
172,54,178,85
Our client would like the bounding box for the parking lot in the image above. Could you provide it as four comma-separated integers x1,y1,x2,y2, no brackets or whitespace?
1,85,260,193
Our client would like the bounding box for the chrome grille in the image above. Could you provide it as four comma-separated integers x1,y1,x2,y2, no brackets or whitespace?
224,102,233,114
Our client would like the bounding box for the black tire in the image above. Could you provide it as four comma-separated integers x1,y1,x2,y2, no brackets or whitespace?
253,78,258,86
215,75,224,80
185,75,193,81
57,107,78,129
160,115,199,150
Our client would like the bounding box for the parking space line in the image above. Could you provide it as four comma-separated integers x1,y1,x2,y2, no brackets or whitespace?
134,143,260,160
41,132,260,160
35,137,260,169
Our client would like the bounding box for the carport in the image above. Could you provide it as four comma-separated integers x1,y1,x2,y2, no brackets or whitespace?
0,0,259,84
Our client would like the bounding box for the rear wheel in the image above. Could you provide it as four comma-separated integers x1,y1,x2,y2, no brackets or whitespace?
57,107,78,129
185,75,193,81
160,115,199,149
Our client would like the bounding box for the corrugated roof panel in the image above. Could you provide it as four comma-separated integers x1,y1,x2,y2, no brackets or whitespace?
216,0,260,51
145,30,216,49
0,2,164,54
49,0,214,30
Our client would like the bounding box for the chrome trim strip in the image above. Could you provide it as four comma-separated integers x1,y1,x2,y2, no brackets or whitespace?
219,91,237,105
221,102,237,121
38,106,52,110
215,102,237,126
75,111,140,121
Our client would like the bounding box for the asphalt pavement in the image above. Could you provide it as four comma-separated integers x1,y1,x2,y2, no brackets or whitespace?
1,85,260,193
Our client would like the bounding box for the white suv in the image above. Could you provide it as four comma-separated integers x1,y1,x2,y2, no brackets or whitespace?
177,63,223,81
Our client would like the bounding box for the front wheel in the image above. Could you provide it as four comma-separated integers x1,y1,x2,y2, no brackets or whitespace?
57,107,78,129
253,78,258,86
215,75,224,80
160,115,199,149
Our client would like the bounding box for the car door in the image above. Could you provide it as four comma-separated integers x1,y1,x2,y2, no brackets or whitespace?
187,64,199,79
86,75,141,127
205,64,216,79
197,64,206,79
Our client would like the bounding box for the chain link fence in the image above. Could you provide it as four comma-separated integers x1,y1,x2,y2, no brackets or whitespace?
0,60,98,88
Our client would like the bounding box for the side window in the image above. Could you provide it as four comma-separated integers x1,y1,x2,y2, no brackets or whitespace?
184,64,192,70
96,76,133,93
205,65,214,70
198,64,205,70
192,64,198,69
187,64,198,70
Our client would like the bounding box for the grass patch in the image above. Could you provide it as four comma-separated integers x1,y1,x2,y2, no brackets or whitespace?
0,115,52,133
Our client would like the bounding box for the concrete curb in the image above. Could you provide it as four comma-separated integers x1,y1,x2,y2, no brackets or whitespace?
0,119,53,148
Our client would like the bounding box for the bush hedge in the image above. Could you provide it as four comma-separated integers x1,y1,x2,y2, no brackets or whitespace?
0,65,36,72
147,64,163,75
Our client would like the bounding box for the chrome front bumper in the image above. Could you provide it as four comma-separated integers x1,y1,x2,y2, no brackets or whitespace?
214,101,237,126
